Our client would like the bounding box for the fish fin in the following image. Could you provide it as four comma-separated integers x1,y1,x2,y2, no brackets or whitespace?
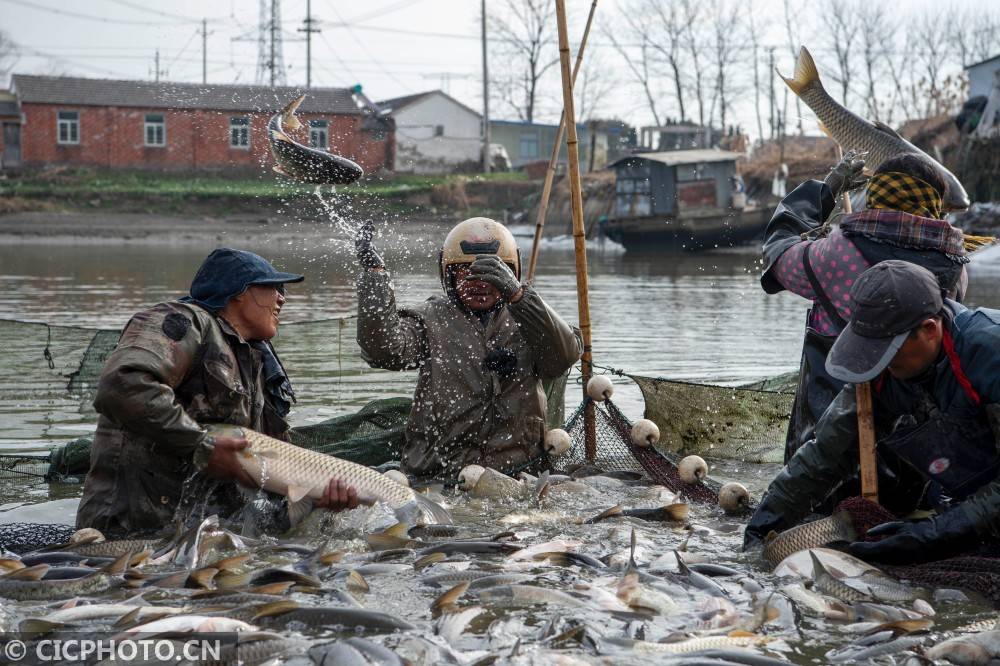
152,571,190,589
286,484,312,504
816,120,832,138
0,558,25,572
662,503,689,522
129,550,152,568
286,497,314,526
280,94,306,131
4,564,49,581
19,619,63,638
585,504,623,524
872,120,903,139
780,46,821,96
189,566,219,589
728,629,757,638
764,530,778,544
414,552,447,571
112,607,146,629
674,550,691,574
251,600,300,621
250,581,296,595
320,551,345,566
215,571,253,589
431,581,469,618
208,553,251,572
535,552,571,567
808,550,829,578
98,553,132,576
346,570,369,594
415,493,453,525
628,527,638,572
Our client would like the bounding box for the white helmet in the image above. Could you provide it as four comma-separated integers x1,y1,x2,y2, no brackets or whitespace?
438,217,520,294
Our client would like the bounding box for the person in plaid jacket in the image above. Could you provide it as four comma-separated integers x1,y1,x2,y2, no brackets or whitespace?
760,153,970,463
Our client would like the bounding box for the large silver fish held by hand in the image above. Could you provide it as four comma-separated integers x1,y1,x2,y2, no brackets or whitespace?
205,426,451,526
780,46,970,211
267,94,364,185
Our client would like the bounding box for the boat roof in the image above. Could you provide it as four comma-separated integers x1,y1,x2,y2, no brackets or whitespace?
609,149,742,168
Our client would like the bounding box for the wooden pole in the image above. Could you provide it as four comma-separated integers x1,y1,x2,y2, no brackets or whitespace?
834,145,879,504
526,0,598,283
555,0,597,462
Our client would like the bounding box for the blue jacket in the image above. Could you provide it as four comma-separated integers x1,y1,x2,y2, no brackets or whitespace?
764,301,1000,537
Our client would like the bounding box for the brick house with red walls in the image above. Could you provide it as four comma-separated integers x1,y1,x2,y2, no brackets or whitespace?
2,75,395,174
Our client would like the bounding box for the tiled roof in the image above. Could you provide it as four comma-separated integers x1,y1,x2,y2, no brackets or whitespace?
11,75,366,115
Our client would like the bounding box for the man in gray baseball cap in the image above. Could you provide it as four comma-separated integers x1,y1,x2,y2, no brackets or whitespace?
825,260,946,384
745,260,1000,564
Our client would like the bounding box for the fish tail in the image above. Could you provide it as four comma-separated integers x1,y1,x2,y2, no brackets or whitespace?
413,493,453,525
780,46,821,96
281,94,306,131
832,510,857,542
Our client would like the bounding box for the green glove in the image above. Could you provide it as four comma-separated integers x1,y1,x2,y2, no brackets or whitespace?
824,151,868,198
467,255,522,302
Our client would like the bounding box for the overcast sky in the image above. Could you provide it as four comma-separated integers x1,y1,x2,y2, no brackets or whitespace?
1,0,995,139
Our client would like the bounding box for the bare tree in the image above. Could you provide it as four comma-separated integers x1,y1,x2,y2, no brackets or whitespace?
857,3,893,121
820,0,862,107
746,9,765,142
781,0,805,135
911,10,951,118
0,31,20,87
488,0,559,123
949,6,1000,68
707,0,743,131
603,19,663,127
680,0,708,127
577,51,614,121
646,0,688,122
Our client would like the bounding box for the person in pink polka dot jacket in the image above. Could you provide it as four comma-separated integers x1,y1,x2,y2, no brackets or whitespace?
760,152,969,462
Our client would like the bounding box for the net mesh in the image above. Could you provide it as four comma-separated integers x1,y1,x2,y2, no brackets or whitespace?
838,496,1000,603
629,373,795,464
563,397,730,506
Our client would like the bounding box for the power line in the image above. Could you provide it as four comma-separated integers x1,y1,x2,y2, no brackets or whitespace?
344,0,423,24
323,0,412,92
0,0,193,26
102,0,228,24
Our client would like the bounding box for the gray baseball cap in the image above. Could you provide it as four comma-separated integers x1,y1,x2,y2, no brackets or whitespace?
826,261,943,383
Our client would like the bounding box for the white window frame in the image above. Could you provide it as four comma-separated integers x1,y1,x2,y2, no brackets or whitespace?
229,116,250,149
309,119,328,150
144,114,166,147
57,110,80,145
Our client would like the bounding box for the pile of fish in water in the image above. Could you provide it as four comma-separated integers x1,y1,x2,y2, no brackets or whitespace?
1,466,998,666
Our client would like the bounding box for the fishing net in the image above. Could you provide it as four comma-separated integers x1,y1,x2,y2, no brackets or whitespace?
0,523,77,554
561,397,734,507
628,372,795,464
837,496,1000,604
1,316,569,480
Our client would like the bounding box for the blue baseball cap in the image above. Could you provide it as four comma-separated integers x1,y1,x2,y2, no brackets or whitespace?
182,248,304,311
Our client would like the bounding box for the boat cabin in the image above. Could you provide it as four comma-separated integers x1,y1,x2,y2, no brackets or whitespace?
609,149,744,219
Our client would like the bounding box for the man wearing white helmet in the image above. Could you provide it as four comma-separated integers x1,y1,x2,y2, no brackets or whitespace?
355,218,582,478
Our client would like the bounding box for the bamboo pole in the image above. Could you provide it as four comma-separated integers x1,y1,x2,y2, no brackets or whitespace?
835,146,879,504
525,0,598,284
554,0,597,462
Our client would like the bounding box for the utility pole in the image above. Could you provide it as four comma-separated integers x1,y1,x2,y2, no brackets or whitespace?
481,0,490,173
298,0,320,88
768,47,775,140
270,1,277,87
200,19,209,84
152,49,166,82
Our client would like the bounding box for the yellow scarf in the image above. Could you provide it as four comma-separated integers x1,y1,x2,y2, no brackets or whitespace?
866,171,943,220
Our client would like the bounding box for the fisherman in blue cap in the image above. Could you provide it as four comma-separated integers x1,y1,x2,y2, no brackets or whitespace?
77,248,357,537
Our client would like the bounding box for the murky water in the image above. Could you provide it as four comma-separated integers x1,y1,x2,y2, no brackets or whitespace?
1,224,999,662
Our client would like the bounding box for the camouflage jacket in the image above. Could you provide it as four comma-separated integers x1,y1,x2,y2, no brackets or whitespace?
76,300,290,537
357,269,582,478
